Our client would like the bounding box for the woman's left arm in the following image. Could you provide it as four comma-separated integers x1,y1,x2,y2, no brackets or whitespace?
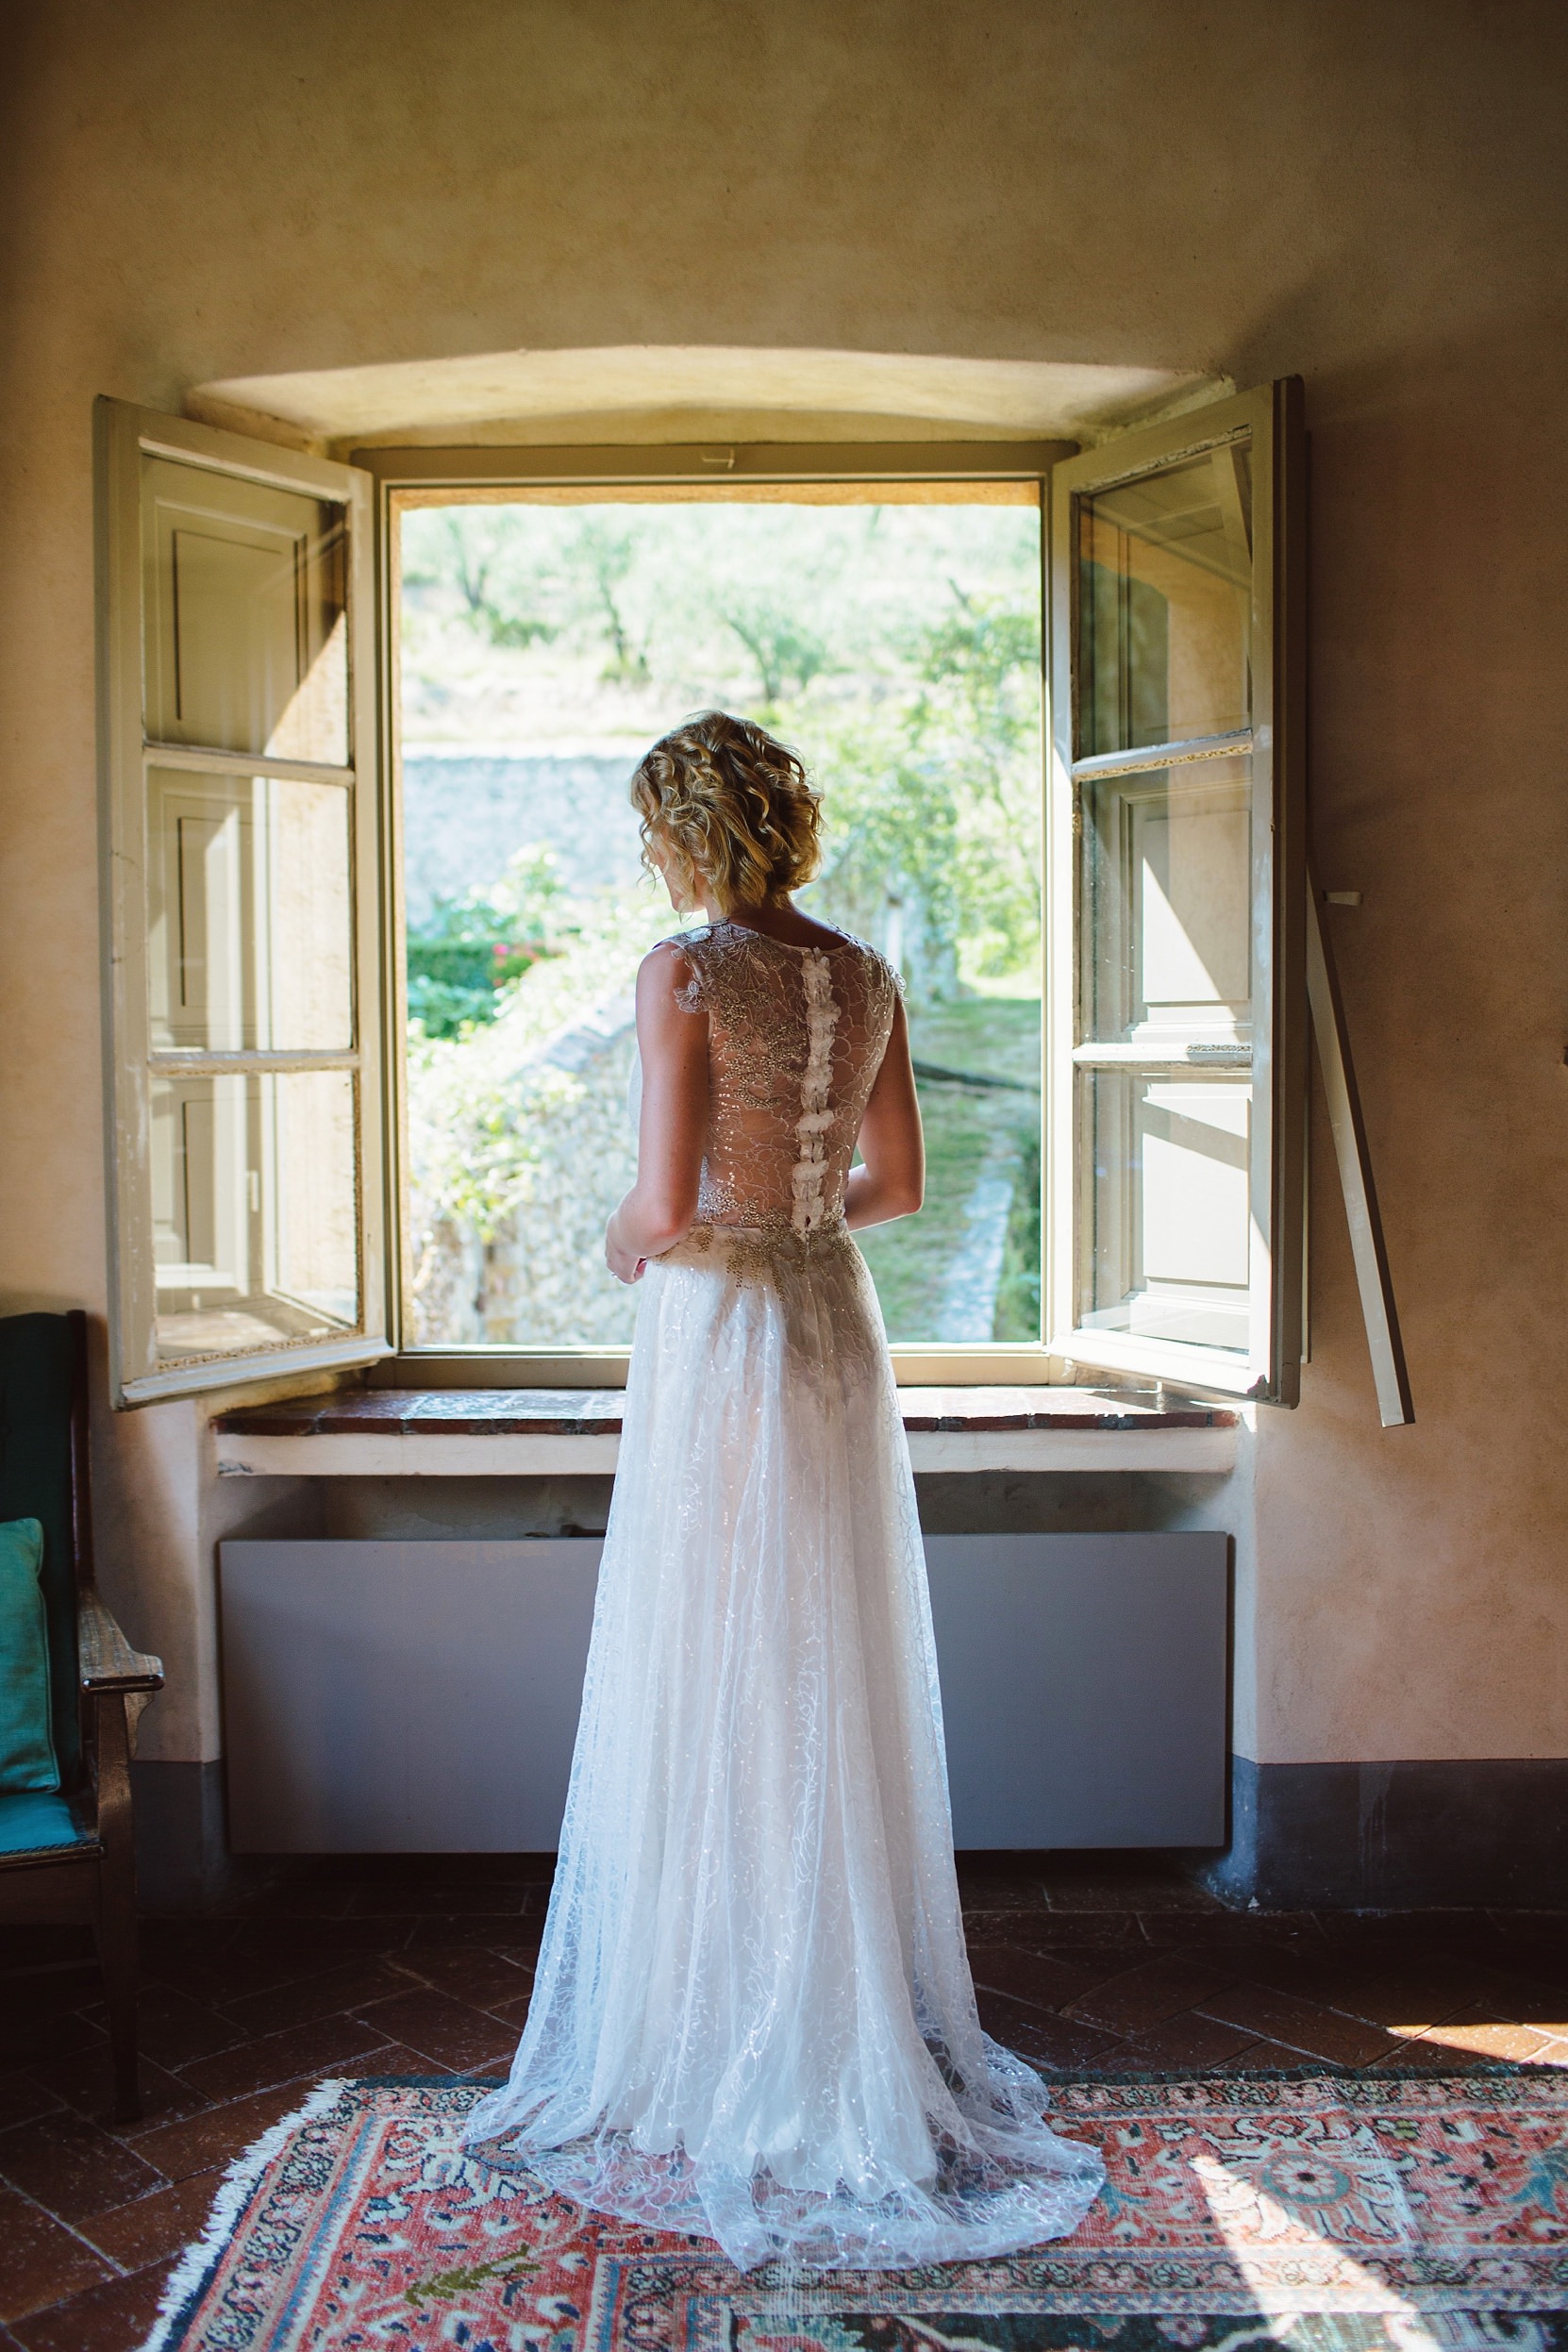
606,943,709,1283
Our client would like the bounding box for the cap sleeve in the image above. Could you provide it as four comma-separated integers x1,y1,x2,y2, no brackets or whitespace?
665,925,714,1014
642,928,709,1015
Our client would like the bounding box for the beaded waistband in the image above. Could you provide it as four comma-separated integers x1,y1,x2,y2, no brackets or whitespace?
658,1214,854,1267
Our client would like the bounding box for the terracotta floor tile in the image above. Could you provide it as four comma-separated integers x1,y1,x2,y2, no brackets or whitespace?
0,2080,60,2133
1115,2011,1268,2070
487,1927,545,1963
78,1983,244,2073
1404,2006,1557,2063
139,1948,314,2009
0,2010,108,2072
0,1930,94,1971
352,2042,457,2078
176,2012,392,2105
1193,1981,1407,2066
0,1968,105,2023
965,1943,1113,2012
79,2165,223,2269
230,1884,357,1919
218,1957,414,2039
348,1884,529,1918
0,2182,114,2327
350,1990,516,2072
225,1917,420,1963
325,1855,546,1889
952,1869,1048,1911
1138,1912,1328,1950
1456,1972,1568,2032
403,1916,545,1953
392,1946,535,2010
29,2051,209,2137
963,1911,1146,1951
11,2255,175,2352
1217,2038,1342,2073
974,1989,1126,2071
0,2110,166,2226
1043,1864,1221,1915
1063,1956,1238,2033
1241,1948,1489,2030
131,2081,311,2184
1362,2036,1485,2076
485,1993,531,2031
147,1921,407,2007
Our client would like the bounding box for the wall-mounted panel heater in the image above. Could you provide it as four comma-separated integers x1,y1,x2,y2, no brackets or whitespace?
219,1532,1228,1852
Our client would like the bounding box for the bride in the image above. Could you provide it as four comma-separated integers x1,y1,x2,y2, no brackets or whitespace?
465,710,1105,2271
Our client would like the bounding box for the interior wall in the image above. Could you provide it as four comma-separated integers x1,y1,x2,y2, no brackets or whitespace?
2,0,1565,1788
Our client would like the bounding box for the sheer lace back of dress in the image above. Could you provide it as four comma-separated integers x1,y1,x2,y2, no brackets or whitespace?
671,921,897,1236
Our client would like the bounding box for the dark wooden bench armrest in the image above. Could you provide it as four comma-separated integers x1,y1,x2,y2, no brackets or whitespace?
76,1588,164,1694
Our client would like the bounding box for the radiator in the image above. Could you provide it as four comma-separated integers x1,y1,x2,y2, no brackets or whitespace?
219,1532,1228,1852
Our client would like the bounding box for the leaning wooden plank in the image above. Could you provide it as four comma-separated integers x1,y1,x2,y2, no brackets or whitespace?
1306,874,1414,1426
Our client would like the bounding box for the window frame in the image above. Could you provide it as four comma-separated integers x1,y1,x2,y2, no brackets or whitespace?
95,398,390,1405
1044,381,1308,1402
356,438,1072,1387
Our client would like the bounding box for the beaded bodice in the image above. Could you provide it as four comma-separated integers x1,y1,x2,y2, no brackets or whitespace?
672,921,898,1236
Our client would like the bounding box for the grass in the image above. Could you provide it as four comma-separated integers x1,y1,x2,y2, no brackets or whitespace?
856,996,1041,1344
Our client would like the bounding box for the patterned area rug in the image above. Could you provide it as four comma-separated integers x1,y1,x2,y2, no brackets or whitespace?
141,2072,1568,2352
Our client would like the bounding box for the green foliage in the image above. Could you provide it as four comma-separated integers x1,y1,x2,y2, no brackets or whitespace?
407,845,575,1038
398,501,1049,1341
400,504,1044,998
402,509,558,652
571,516,649,683
726,598,829,709
993,1121,1042,1342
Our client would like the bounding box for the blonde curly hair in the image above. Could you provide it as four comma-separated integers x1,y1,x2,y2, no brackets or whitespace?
630,710,822,911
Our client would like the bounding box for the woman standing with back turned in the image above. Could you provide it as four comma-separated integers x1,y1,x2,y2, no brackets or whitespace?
465,710,1105,2270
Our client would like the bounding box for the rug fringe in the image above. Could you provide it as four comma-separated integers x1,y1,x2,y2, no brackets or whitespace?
137,2076,349,2352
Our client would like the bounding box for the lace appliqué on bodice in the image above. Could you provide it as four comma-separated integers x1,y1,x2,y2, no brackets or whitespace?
671,922,897,1241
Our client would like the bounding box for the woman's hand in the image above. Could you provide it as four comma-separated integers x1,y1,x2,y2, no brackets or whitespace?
605,1209,647,1286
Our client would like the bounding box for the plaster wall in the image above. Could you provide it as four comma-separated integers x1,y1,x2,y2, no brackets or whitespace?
2,0,1565,1779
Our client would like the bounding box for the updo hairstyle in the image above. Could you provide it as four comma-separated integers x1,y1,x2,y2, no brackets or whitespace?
630,710,822,910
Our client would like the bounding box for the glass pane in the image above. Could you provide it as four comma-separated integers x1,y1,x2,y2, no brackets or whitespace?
1080,1069,1250,1356
150,1068,359,1362
1080,756,1251,1046
142,458,348,762
146,768,352,1052
397,494,1044,1349
1076,439,1251,758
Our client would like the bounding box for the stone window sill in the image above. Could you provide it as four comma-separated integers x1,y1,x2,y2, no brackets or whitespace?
212,1388,1239,1476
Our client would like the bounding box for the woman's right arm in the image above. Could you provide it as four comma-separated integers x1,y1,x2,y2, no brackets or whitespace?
845,993,925,1230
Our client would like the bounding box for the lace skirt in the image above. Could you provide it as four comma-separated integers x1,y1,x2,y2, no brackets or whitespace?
463,1221,1105,2271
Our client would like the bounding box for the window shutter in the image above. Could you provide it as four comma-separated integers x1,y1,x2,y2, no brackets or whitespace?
96,398,388,1403
1046,381,1307,1400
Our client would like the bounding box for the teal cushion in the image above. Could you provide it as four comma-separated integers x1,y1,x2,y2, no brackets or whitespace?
0,1788,93,1857
0,1316,80,1786
0,1519,58,1792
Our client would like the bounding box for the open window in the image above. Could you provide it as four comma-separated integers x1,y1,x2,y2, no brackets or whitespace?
96,400,387,1403
372,450,1061,1380
96,392,1325,1404
1046,382,1307,1400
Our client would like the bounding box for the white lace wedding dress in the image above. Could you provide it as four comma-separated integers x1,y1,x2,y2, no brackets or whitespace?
464,920,1105,2271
